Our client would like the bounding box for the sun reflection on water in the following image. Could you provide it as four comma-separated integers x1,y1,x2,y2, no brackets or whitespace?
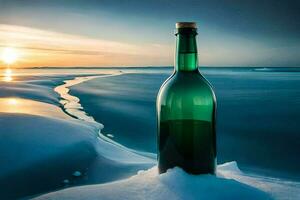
7,98,18,105
0,98,21,113
0,98,70,119
3,68,13,82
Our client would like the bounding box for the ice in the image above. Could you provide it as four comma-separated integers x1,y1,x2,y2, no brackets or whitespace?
54,75,157,164
0,71,299,199
54,74,122,123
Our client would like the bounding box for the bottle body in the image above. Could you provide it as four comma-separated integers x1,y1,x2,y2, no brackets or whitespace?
156,22,216,174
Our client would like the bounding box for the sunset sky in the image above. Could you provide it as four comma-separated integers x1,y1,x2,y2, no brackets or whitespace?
0,0,299,68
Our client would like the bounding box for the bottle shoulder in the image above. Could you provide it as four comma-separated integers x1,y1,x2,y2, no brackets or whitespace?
158,71,215,97
157,71,216,122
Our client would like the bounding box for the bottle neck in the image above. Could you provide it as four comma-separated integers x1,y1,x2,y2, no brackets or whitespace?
175,29,198,72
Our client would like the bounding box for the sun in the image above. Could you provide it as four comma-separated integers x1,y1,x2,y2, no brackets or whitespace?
1,47,18,65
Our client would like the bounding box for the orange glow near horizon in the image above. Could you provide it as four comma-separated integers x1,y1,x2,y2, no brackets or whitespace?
0,24,171,68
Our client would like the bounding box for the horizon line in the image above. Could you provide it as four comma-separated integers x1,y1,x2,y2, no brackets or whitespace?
1,66,299,69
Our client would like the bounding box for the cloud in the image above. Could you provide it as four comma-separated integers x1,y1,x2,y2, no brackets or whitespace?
0,24,172,67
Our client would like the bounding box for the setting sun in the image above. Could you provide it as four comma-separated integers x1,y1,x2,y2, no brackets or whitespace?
1,47,18,65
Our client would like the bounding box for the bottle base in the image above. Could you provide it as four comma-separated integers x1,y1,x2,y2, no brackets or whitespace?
158,162,216,175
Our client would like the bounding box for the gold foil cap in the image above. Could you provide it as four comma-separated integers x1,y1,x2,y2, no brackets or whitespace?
176,22,197,29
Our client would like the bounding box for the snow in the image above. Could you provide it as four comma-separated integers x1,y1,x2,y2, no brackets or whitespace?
33,162,272,200
0,73,299,199
218,162,300,200
54,74,121,123
54,76,100,122
0,74,155,199
54,75,157,164
72,171,82,177
0,112,99,197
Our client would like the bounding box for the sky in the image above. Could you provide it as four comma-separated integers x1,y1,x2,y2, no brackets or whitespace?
0,0,299,67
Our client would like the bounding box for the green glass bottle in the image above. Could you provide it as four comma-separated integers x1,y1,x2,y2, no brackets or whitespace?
157,22,216,174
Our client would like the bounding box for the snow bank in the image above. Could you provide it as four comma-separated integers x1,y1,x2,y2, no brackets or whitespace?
218,162,300,200
0,104,154,199
0,78,61,105
0,75,155,199
0,112,99,199
33,162,272,200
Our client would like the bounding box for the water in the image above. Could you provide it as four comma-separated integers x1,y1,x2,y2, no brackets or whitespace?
69,67,300,180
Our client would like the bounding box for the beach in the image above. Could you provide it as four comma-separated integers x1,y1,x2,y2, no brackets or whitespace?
0,67,299,199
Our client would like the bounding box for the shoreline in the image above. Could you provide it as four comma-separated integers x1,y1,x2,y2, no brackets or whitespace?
54,75,108,122
53,73,157,162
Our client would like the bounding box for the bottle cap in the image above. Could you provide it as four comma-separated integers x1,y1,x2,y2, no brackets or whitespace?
176,22,197,29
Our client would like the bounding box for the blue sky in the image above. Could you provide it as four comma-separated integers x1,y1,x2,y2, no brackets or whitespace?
0,0,299,67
